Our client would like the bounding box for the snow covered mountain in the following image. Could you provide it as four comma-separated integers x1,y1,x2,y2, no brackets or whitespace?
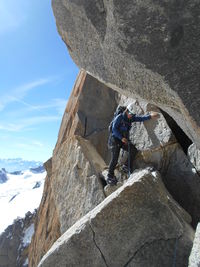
0,168,7,184
0,158,43,173
0,168,46,234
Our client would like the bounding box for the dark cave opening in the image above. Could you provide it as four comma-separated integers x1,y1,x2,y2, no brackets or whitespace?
159,108,200,228
160,109,192,154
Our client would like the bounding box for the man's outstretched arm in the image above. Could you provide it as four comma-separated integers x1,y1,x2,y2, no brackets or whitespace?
132,111,159,122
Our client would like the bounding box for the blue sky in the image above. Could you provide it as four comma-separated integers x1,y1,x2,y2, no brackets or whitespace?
0,0,79,162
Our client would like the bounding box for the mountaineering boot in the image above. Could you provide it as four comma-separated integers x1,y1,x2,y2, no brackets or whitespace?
107,174,118,186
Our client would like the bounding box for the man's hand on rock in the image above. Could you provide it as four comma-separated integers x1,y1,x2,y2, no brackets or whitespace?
150,111,159,119
122,138,128,144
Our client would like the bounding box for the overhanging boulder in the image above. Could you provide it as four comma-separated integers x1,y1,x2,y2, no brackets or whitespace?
38,170,194,267
52,0,200,147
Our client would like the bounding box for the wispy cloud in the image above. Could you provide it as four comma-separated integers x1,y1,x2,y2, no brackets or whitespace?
0,115,61,132
33,98,67,114
0,123,23,132
5,98,67,118
0,78,53,112
13,79,52,96
19,98,66,113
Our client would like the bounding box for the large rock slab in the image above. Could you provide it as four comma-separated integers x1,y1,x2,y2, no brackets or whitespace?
189,223,200,267
38,170,194,267
52,135,106,234
52,0,200,147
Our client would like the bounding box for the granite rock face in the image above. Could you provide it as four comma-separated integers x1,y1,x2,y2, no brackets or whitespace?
52,135,106,234
52,0,200,147
38,170,194,267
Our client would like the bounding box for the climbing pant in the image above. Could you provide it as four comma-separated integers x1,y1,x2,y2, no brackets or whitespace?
108,136,137,176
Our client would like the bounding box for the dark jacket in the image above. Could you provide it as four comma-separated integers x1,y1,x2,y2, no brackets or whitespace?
112,112,151,140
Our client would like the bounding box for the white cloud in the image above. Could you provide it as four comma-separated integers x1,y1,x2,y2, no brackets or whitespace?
23,98,67,115
0,78,53,112
5,98,67,118
13,79,52,96
0,115,61,132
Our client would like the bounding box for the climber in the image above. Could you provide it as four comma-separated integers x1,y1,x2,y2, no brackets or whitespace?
107,103,159,185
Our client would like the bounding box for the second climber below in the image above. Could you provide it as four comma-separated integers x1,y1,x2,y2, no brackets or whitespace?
107,103,159,185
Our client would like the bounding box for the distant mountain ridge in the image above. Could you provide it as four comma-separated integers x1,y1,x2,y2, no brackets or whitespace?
0,158,43,173
30,166,45,174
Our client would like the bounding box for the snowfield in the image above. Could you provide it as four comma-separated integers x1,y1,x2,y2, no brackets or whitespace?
0,169,46,233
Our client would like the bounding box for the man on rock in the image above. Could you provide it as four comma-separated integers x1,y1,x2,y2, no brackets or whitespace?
107,103,159,185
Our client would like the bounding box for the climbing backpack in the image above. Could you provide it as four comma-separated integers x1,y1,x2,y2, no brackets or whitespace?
108,106,126,133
